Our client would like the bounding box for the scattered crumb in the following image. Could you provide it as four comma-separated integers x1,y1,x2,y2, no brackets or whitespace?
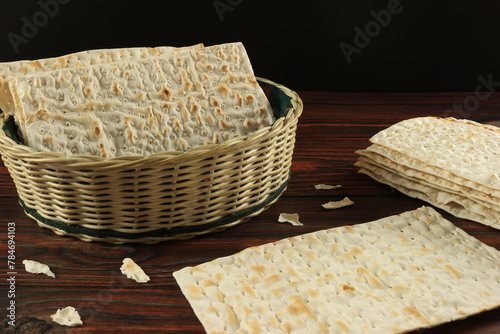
23,259,55,278
50,306,82,327
120,258,150,283
278,213,303,226
314,184,342,190
322,197,355,209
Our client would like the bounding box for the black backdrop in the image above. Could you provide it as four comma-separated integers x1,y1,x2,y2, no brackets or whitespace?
1,0,500,92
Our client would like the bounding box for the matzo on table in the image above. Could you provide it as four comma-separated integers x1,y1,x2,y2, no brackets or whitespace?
355,116,500,229
173,206,500,334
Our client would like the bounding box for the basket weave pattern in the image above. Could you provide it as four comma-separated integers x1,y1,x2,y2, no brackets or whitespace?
0,78,302,243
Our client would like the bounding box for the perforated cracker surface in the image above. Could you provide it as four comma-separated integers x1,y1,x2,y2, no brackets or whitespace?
10,42,275,157
0,44,203,116
173,206,500,333
369,117,500,190
358,144,500,201
356,160,499,229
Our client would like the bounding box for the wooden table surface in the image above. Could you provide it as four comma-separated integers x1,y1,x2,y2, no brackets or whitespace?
1,91,499,334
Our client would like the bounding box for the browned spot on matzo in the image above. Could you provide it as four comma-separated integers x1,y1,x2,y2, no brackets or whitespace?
174,206,500,333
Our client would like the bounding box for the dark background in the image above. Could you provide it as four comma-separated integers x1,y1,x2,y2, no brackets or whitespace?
1,0,499,92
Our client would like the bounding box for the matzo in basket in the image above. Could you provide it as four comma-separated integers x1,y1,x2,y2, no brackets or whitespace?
174,206,500,333
2,42,276,157
0,43,204,116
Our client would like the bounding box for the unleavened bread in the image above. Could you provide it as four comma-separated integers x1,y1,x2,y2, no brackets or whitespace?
7,42,275,157
174,206,500,333
0,43,203,116
355,116,499,229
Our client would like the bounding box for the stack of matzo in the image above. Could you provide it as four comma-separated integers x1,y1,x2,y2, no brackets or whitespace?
355,117,500,230
174,206,500,333
0,42,276,157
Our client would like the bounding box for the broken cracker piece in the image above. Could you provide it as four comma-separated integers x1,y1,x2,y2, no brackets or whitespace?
23,259,55,278
120,258,150,283
50,306,82,327
322,197,354,209
314,184,342,190
278,213,303,226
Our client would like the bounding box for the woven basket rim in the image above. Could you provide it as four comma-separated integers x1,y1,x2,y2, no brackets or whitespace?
0,77,302,165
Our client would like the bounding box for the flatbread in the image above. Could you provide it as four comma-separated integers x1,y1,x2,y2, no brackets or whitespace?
358,143,500,200
0,43,204,116
368,117,500,191
10,42,276,156
173,206,500,333
356,149,500,209
356,159,500,229
11,58,169,156
355,117,500,229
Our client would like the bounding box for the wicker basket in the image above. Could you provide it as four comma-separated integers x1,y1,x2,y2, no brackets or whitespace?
0,78,302,244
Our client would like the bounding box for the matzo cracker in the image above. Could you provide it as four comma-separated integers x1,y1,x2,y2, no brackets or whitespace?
173,206,500,333
9,42,275,156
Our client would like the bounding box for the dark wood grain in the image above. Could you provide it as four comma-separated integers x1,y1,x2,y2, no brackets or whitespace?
1,92,499,334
